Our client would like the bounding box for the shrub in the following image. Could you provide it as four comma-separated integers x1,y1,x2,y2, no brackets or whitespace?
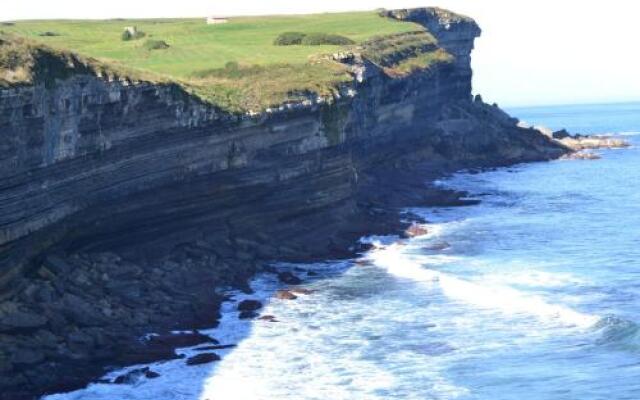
274,32,354,46
300,33,354,46
143,39,169,50
0,50,21,70
273,32,306,46
39,31,60,37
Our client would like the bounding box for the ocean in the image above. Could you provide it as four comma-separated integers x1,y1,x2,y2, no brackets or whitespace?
46,102,640,400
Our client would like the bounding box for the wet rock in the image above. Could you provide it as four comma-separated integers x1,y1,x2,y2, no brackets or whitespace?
113,367,154,384
306,271,319,277
406,223,429,237
186,352,220,366
237,299,262,312
238,311,259,320
258,315,279,322
275,290,297,300
145,369,161,379
277,272,302,285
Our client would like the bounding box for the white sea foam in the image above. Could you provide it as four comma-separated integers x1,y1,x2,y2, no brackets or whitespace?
369,243,599,329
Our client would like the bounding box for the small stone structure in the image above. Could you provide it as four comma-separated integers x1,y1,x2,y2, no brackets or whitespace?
206,16,228,25
123,26,138,36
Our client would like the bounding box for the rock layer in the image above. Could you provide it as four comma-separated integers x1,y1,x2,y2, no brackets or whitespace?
0,8,569,399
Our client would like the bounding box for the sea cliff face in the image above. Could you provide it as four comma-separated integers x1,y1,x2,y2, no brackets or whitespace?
0,8,567,399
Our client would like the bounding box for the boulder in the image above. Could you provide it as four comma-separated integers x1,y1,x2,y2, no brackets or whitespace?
186,353,220,366
11,349,45,365
552,129,571,139
275,290,297,300
147,332,217,349
0,311,48,333
238,311,258,320
145,370,161,379
406,223,428,237
113,367,156,384
237,299,262,312
277,272,302,285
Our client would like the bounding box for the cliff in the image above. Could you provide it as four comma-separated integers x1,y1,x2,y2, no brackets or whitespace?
0,8,567,399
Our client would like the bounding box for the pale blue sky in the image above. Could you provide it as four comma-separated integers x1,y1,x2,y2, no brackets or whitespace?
4,0,640,107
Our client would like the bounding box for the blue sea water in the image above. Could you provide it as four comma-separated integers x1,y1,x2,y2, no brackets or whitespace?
46,102,640,400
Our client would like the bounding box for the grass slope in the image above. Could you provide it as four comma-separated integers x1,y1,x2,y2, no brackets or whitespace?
1,11,452,112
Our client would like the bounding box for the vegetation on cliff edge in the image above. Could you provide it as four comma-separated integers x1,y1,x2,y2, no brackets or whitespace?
0,10,456,112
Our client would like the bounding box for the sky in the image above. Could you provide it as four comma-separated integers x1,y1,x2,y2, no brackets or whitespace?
4,0,640,107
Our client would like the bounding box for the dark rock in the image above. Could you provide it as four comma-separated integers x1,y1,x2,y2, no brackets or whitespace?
277,272,302,285
237,300,262,312
258,315,278,322
11,349,45,365
147,332,217,349
0,311,48,333
60,294,105,327
186,353,220,366
552,129,572,139
238,311,258,320
43,255,73,275
194,344,236,351
113,367,151,384
145,370,161,379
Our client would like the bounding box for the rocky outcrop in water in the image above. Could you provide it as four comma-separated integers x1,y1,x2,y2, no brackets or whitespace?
0,8,569,399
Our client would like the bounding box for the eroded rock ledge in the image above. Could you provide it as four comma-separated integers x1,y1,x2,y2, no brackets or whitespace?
0,8,569,399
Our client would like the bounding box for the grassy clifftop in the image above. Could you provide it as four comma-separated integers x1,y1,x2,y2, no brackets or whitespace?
0,10,456,112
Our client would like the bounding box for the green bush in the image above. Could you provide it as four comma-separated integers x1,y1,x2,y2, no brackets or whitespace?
273,32,306,46
274,32,354,46
300,33,354,46
143,39,169,50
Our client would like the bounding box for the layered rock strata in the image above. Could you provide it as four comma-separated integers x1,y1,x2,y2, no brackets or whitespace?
0,8,568,399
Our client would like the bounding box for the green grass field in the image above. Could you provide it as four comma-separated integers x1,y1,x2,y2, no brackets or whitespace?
0,11,449,112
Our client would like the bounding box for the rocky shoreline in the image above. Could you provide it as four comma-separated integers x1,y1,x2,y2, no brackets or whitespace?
1,126,626,399
1,6,626,399
0,153,562,399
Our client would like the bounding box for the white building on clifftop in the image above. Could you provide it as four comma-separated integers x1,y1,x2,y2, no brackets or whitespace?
206,16,228,25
